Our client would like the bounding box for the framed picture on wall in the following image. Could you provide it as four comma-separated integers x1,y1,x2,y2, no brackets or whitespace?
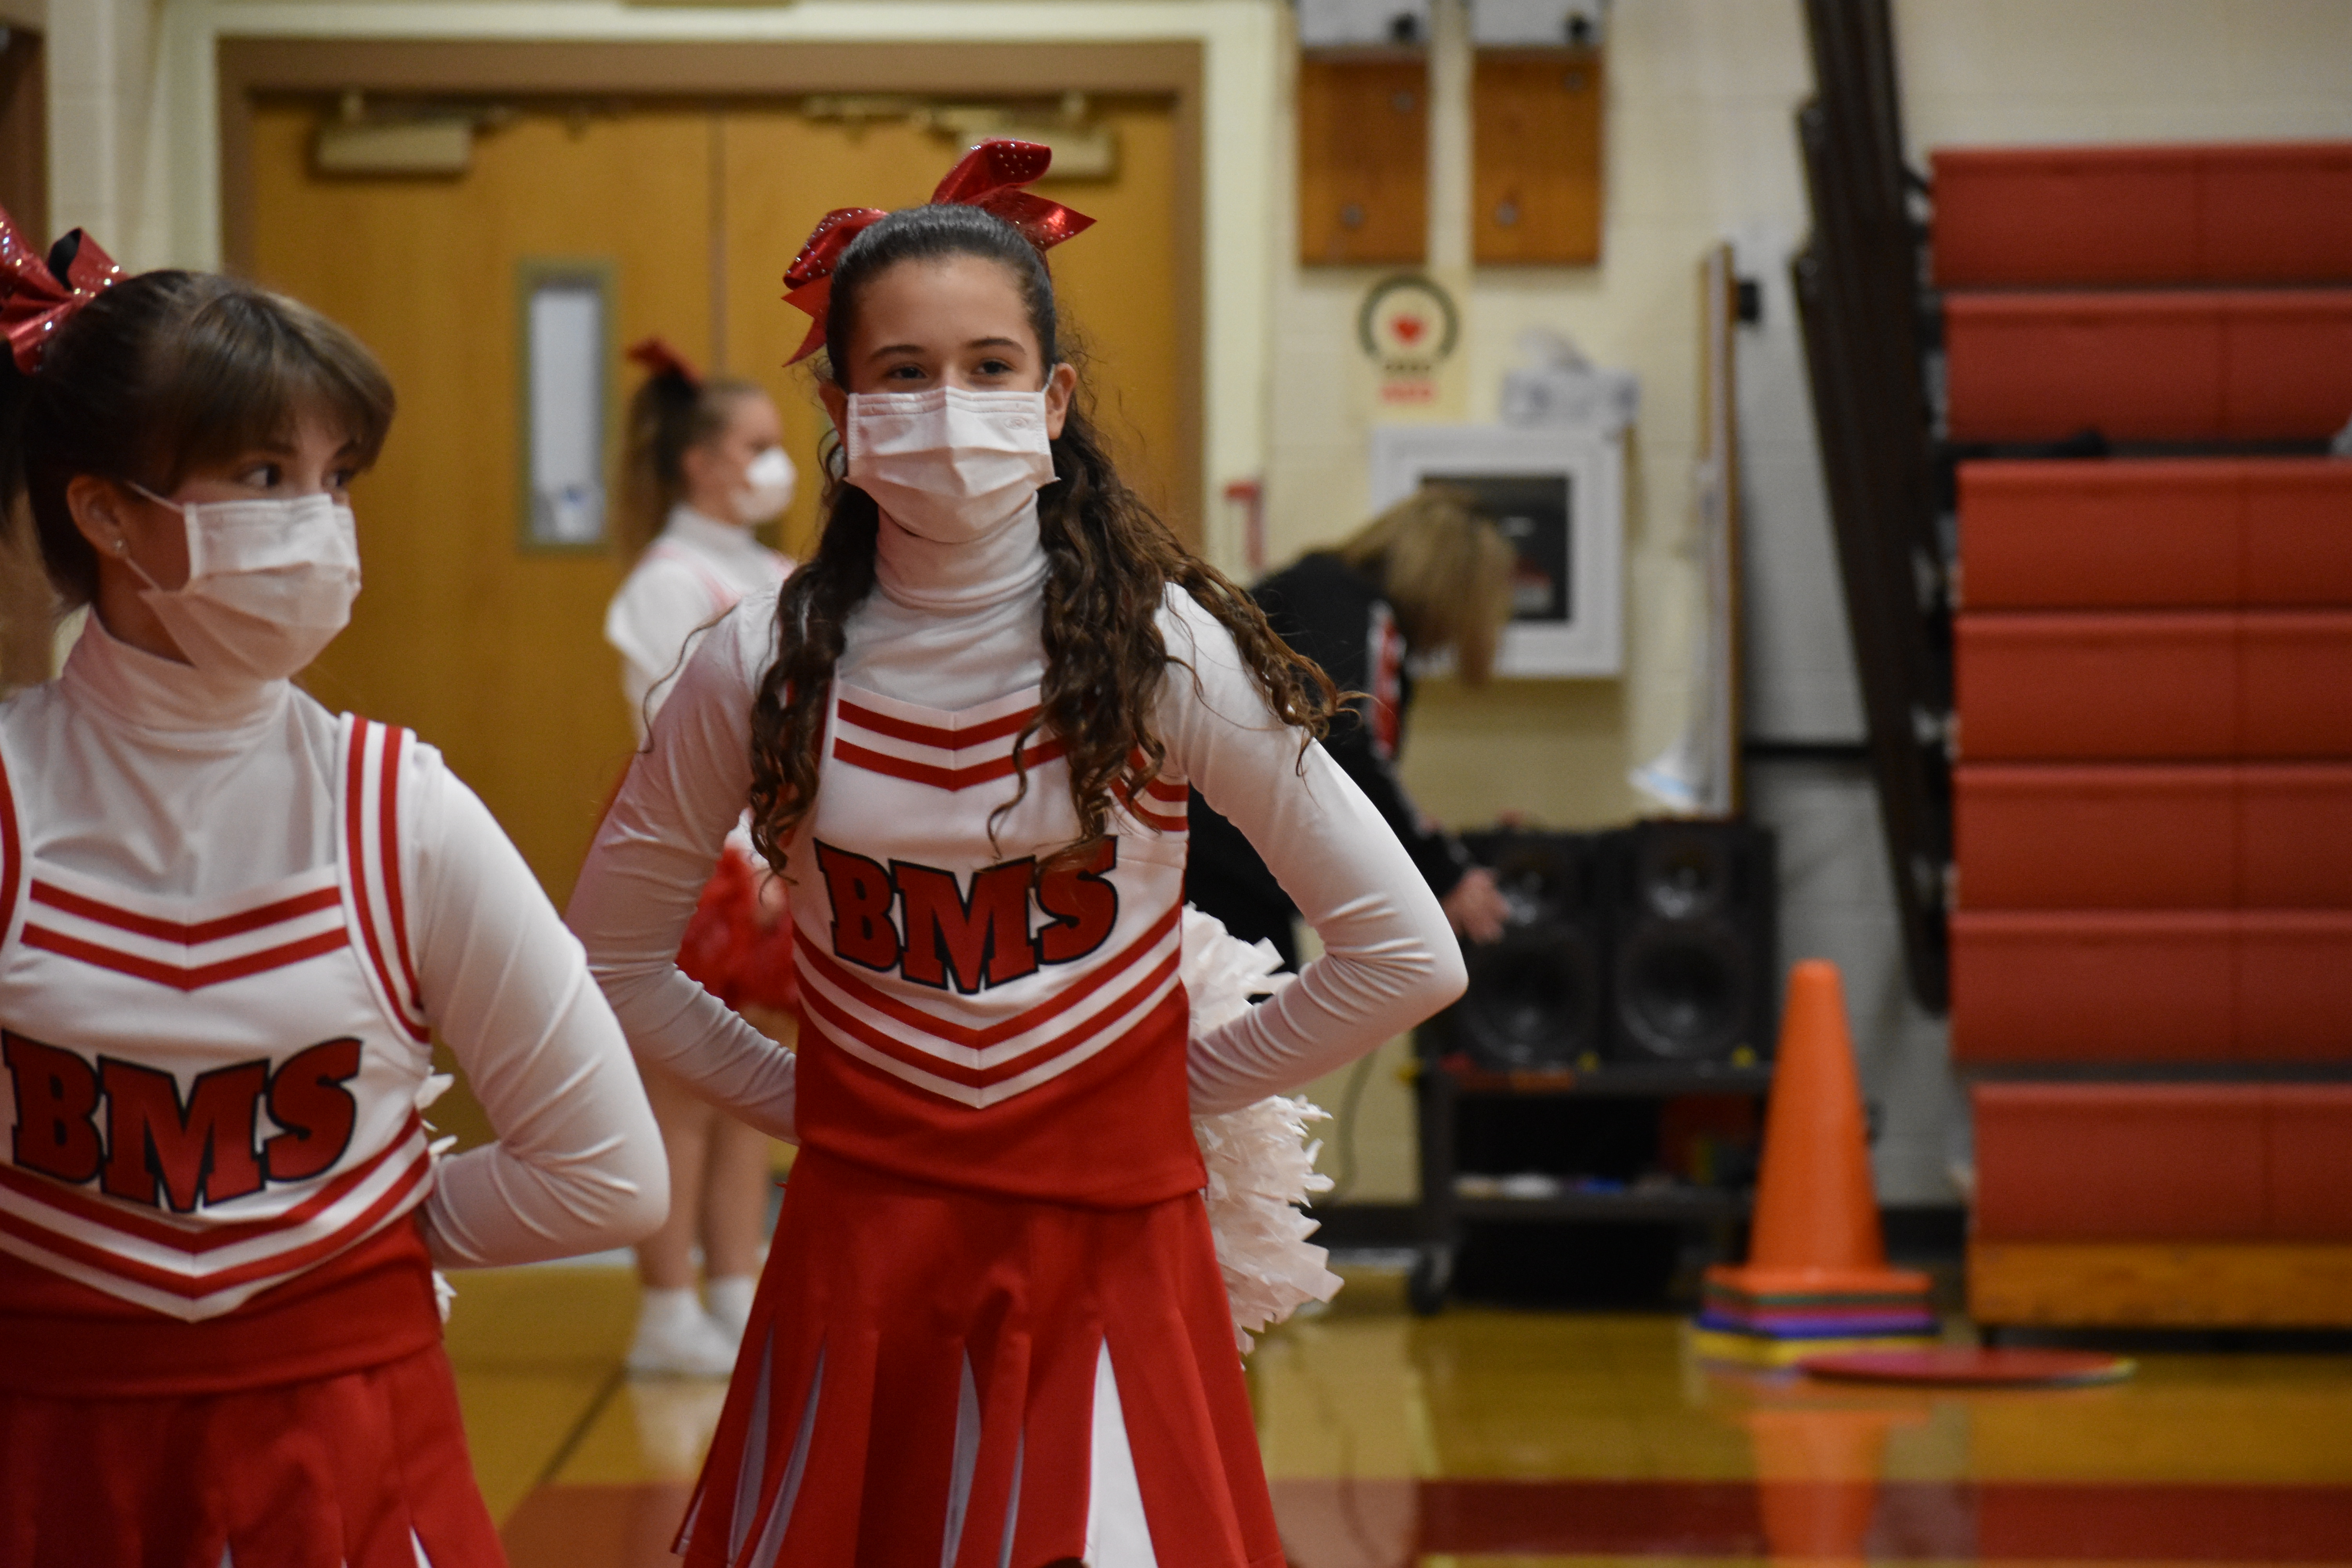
1368,423,1624,677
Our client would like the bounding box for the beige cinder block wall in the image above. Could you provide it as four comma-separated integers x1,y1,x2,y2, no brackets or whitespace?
1265,0,2352,1205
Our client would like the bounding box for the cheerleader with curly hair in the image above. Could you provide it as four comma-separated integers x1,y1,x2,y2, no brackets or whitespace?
569,143,1463,1568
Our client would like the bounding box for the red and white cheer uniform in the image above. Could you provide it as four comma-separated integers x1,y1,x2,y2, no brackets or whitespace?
606,504,797,1014
569,495,1464,1568
0,617,665,1568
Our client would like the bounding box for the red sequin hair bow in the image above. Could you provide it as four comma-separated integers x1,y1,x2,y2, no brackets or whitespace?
626,336,703,388
0,206,125,375
780,139,1094,366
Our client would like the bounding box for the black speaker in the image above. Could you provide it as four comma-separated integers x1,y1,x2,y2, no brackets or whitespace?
1606,820,1777,1065
1445,830,1608,1072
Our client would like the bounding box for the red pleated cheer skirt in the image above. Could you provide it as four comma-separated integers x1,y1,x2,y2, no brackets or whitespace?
678,839,799,1015
675,1149,1285,1568
0,1340,503,1568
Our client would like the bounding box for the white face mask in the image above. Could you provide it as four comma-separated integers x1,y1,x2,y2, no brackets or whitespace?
843,387,1055,544
731,445,796,526
122,487,362,682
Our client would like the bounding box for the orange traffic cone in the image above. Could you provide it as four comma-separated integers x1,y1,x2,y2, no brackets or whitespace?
1693,961,1936,1366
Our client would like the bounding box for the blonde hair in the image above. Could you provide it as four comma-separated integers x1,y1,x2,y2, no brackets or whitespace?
1332,487,1516,684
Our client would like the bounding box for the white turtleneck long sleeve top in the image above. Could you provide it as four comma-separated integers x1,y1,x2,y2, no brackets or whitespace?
566,498,1466,1136
1,619,667,1267
605,505,793,735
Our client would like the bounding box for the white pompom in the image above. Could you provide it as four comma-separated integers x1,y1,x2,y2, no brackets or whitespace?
1181,905,1292,1035
1184,906,1346,1354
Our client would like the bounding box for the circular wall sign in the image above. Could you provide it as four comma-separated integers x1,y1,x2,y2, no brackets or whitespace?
1357,273,1461,370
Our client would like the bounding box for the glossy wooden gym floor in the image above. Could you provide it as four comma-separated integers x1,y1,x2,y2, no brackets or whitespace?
449,1260,2352,1566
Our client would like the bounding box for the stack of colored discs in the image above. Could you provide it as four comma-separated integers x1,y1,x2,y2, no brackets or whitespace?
1691,1265,1940,1367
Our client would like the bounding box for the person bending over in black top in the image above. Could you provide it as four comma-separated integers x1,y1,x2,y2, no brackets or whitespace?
1188,486,1516,967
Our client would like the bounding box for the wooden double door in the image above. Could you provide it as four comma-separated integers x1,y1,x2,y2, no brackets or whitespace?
249,95,1186,904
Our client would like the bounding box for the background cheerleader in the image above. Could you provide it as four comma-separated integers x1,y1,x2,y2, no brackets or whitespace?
0,211,665,1566
569,142,1466,1566
606,339,797,1376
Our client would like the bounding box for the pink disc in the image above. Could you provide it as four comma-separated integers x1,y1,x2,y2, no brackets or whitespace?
1798,1348,2135,1387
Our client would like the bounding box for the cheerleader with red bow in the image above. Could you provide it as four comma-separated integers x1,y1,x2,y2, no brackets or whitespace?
568,142,1466,1566
0,212,666,1564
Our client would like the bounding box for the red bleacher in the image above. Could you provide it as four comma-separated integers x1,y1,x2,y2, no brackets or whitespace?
1955,610,2352,760
1934,143,2352,289
1946,291,2352,443
1956,763,2352,908
1958,460,2352,608
1944,142,2352,1319
1953,910,2352,1063
1975,1082,2352,1240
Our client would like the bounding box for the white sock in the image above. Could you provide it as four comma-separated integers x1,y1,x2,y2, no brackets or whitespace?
627,1285,739,1377
706,1275,757,1333
637,1285,703,1336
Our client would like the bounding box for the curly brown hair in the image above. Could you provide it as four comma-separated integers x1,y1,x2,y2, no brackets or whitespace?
747,203,1333,870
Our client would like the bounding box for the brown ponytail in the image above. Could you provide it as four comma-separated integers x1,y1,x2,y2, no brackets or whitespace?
617,352,761,558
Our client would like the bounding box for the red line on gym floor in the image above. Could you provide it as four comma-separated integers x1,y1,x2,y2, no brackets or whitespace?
500,1477,2352,1565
